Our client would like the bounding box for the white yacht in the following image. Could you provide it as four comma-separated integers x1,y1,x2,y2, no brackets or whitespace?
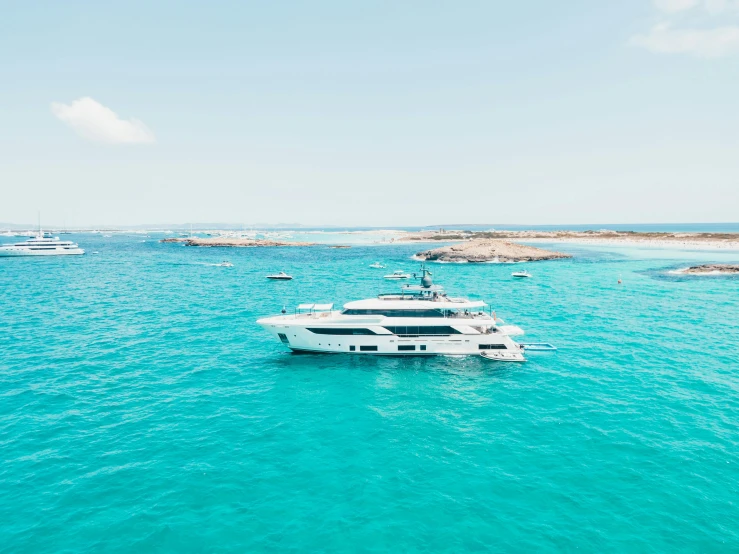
369,262,386,269
0,233,84,256
512,270,532,278
384,270,411,280
258,267,526,357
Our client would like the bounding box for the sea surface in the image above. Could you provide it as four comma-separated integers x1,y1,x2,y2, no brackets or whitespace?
1,234,739,552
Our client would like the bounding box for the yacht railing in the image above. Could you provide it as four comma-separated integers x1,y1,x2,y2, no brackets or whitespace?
376,293,471,303
293,311,335,319
445,311,492,320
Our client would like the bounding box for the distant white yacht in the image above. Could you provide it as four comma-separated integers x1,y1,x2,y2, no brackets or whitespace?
384,270,411,279
266,271,293,280
0,232,84,256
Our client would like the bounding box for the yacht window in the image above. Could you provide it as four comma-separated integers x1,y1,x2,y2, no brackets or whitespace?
397,345,415,351
383,326,461,337
278,333,289,344
342,309,444,318
420,345,427,351
359,345,378,351
479,344,508,350
307,328,377,335
349,346,356,351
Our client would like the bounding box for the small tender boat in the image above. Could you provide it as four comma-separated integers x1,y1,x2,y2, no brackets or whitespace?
369,262,386,269
267,271,293,280
384,270,411,279
218,261,233,267
511,270,532,278
480,350,526,362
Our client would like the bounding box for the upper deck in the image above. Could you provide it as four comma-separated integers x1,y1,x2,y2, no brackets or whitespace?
260,265,491,323
342,297,487,311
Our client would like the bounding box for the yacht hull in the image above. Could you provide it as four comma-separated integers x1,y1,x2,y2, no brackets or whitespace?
258,319,520,357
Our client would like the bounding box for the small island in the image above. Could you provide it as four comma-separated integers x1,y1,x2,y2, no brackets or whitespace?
161,237,315,247
416,239,571,263
676,264,739,275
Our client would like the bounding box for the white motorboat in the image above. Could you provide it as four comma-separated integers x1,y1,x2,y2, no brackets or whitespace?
480,350,525,362
218,261,234,267
258,266,528,357
267,271,293,280
384,270,411,279
369,262,386,269
0,232,84,257
511,270,532,278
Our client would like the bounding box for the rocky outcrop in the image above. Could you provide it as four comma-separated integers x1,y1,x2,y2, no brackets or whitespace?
416,239,571,263
160,237,315,247
678,264,739,275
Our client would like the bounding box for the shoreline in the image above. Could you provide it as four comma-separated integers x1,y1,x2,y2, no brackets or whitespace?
520,237,739,251
393,230,739,251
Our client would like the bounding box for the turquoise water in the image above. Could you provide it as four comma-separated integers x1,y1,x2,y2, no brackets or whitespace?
2,235,739,552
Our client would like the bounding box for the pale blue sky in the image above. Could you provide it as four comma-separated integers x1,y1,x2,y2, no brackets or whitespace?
1,0,738,227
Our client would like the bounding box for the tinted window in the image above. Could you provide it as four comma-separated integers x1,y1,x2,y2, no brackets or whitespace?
359,345,378,351
479,344,508,350
383,326,461,336
342,309,444,318
397,345,415,351
307,328,377,335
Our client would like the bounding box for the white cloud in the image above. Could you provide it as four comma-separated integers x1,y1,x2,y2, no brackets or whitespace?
51,97,155,144
631,22,739,56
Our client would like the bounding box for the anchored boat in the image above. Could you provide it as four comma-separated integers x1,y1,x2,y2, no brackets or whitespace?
383,270,411,280
258,266,531,358
0,233,84,257
480,350,525,362
267,271,293,280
